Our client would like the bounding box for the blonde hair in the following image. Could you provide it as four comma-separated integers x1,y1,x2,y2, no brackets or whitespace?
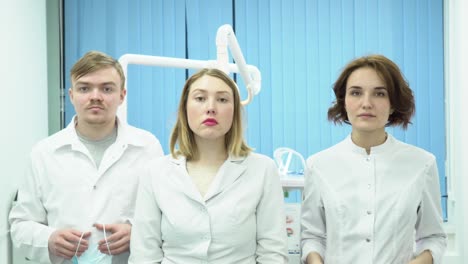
70,50,126,90
170,68,252,160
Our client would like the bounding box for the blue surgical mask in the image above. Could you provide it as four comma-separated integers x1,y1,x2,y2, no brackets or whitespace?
72,225,112,264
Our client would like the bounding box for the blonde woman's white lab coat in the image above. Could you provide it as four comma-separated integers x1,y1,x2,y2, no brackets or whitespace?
9,117,164,264
129,153,288,264
301,134,447,264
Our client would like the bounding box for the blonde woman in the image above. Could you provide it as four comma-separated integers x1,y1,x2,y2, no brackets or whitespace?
129,68,288,263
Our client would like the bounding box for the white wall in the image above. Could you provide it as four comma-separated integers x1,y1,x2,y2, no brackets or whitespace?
0,0,48,263
445,0,468,263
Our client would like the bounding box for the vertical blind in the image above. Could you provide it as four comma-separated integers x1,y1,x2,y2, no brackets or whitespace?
64,0,446,219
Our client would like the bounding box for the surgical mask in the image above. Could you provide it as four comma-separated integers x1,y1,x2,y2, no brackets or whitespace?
72,225,112,264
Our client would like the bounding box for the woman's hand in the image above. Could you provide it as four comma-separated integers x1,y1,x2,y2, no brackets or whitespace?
306,252,324,264
409,250,433,264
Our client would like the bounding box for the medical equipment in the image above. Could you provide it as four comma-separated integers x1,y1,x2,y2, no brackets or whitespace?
274,147,306,188
274,147,306,263
117,24,262,123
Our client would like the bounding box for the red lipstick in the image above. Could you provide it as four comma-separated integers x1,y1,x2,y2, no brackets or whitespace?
203,118,218,126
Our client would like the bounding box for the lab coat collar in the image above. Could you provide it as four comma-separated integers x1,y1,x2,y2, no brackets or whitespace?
50,115,147,151
168,154,247,166
345,133,397,155
169,154,248,202
206,155,247,201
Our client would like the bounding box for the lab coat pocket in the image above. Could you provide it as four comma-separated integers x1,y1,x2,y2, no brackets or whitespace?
391,204,416,262
111,173,139,219
229,201,256,227
223,203,256,245
391,179,421,237
45,181,85,224
324,255,343,264
225,179,258,226
322,197,345,258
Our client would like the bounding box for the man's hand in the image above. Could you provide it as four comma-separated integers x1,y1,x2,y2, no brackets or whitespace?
95,223,131,255
48,229,91,259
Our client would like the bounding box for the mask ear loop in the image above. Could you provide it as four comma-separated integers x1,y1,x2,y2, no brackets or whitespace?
74,232,85,258
103,224,112,255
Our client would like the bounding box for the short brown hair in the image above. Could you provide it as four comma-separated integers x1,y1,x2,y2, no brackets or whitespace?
70,50,126,89
170,68,252,160
327,54,415,129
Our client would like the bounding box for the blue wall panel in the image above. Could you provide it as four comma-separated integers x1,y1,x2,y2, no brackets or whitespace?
64,0,187,151
64,0,446,217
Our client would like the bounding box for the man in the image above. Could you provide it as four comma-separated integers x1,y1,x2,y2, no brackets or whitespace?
9,51,163,263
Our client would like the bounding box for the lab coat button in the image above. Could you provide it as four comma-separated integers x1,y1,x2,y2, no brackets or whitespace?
367,210,372,215
366,157,371,161
93,185,97,190
366,238,371,242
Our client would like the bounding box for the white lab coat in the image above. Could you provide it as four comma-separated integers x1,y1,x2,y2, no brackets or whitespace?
9,117,164,264
301,134,446,264
129,153,288,264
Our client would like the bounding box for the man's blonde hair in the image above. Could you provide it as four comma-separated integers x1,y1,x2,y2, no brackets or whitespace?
70,50,126,89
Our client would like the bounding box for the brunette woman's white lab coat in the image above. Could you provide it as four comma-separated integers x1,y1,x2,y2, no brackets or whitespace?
301,134,446,264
